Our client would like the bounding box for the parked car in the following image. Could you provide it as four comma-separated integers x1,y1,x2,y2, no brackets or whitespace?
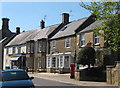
0,69,34,88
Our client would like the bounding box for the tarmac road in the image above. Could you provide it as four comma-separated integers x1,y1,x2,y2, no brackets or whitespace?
33,77,119,88
33,77,77,86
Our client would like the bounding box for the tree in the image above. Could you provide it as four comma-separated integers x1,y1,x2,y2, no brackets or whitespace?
80,1,120,60
77,46,96,68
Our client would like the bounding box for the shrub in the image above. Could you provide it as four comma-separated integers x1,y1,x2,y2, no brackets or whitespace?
77,46,96,68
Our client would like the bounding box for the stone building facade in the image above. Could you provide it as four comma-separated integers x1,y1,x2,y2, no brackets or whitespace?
107,61,120,86
46,14,96,73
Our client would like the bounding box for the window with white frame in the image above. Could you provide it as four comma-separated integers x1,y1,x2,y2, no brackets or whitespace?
94,34,100,45
42,41,46,52
17,46,21,54
38,41,42,52
80,34,85,47
30,42,34,53
52,40,56,49
64,56,70,67
52,57,56,67
60,56,63,68
57,58,59,67
65,38,70,48
27,43,30,53
47,57,51,68
38,40,46,52
6,48,9,54
38,57,41,68
12,47,16,54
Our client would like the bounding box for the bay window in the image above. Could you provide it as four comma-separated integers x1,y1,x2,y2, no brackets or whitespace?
52,57,56,67
60,56,63,68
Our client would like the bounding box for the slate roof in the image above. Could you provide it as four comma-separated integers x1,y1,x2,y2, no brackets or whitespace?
78,20,103,34
6,24,60,46
51,17,88,40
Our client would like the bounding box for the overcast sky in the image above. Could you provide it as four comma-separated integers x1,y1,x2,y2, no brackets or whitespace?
1,1,91,32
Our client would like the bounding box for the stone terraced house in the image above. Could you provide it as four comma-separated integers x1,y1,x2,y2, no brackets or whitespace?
3,13,71,71
3,13,111,73
46,14,96,73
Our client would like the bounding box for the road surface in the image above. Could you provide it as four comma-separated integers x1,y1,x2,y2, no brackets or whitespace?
33,77,118,88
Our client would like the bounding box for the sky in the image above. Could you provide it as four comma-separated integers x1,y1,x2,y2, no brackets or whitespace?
0,1,91,32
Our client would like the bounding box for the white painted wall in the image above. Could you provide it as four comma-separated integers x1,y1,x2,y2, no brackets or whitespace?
3,48,11,70
3,44,26,70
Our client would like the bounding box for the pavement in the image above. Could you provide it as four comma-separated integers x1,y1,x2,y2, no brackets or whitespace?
28,72,118,87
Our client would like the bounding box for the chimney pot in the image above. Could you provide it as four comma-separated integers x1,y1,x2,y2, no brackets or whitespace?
16,27,20,34
40,20,45,29
2,18,10,30
62,13,69,24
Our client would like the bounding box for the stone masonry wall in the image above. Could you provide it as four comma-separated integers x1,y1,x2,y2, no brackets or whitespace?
107,61,120,86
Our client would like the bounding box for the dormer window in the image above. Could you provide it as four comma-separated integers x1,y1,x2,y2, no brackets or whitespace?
60,26,67,31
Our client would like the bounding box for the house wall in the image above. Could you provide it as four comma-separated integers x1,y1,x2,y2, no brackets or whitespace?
34,40,47,72
47,36,79,73
50,36,77,55
77,32,105,48
3,48,10,70
77,31,105,66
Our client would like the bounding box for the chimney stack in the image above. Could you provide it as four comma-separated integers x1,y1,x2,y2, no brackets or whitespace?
2,18,10,30
40,20,45,29
62,13,69,24
16,27,20,34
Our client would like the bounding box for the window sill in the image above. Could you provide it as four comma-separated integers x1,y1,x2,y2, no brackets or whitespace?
94,43,100,46
80,45,85,47
65,47,70,48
